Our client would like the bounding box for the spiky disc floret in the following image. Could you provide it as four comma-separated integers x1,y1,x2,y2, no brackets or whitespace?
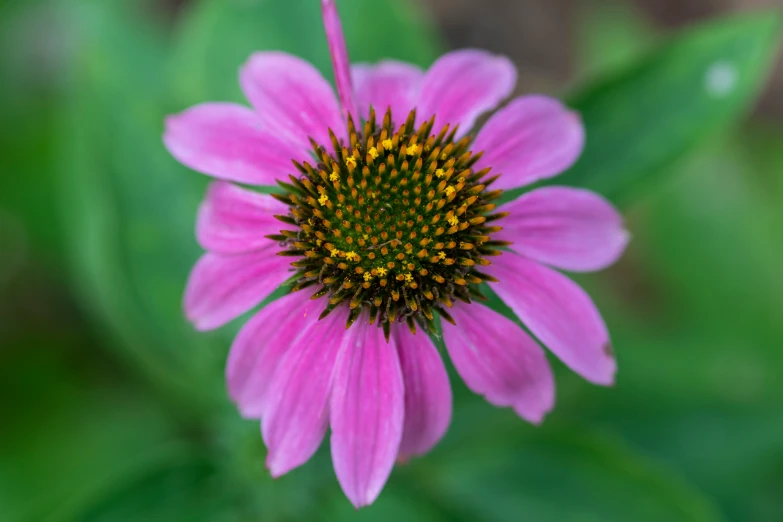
271,108,509,339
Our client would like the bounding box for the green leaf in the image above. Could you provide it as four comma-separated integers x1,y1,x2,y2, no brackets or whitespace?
605,408,783,522
543,12,782,205
402,406,726,522
0,332,188,522
59,0,225,406
74,458,246,522
636,132,783,354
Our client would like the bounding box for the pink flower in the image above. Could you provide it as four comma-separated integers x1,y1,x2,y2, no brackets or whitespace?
163,0,629,508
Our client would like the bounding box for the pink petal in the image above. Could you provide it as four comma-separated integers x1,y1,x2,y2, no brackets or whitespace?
485,252,616,386
352,61,424,123
443,304,555,424
472,95,585,190
226,291,318,419
262,304,350,477
163,102,303,185
196,181,295,254
330,318,404,508
393,326,452,459
183,250,291,331
498,186,629,272
417,49,516,138
240,52,345,149
321,0,358,119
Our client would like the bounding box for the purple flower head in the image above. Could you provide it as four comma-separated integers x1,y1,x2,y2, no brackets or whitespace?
164,0,629,508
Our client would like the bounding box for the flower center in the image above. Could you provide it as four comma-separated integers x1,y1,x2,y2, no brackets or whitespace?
271,108,508,339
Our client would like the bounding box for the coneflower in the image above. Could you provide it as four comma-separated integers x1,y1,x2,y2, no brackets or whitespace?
164,0,628,508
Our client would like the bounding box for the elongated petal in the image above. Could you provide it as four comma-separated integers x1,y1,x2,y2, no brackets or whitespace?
417,49,516,138
240,51,345,148
262,304,350,477
331,318,404,508
443,304,554,424
226,291,318,419
197,182,294,254
394,326,452,458
321,0,358,119
498,186,629,272
352,61,424,123
485,252,616,385
164,102,302,185
473,96,585,190
183,250,291,331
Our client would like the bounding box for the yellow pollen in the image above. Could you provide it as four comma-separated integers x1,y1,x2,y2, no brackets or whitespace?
274,107,509,329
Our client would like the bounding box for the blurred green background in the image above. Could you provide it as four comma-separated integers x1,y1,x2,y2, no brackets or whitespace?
1,0,782,520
